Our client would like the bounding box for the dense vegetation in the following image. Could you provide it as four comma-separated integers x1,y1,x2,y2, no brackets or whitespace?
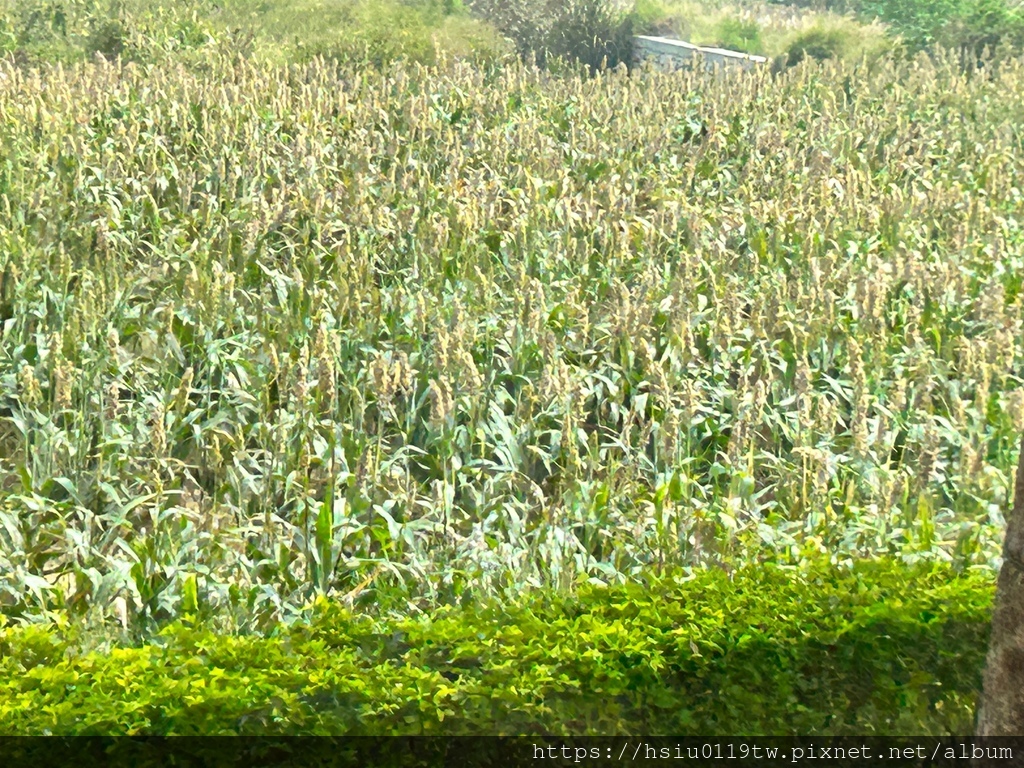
0,0,1021,737
0,0,507,68
3,0,1024,68
822,0,1024,54
0,560,992,735
635,0,1024,62
2,36,1021,632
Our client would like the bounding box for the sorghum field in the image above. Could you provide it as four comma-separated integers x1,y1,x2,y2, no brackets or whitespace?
1,45,1021,634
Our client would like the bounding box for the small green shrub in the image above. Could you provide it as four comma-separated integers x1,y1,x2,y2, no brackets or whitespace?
713,17,762,53
785,26,848,64
629,0,677,35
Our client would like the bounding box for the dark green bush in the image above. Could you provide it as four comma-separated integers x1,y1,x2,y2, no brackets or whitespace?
785,27,848,65
468,0,636,73
86,18,125,59
558,0,636,73
0,558,993,736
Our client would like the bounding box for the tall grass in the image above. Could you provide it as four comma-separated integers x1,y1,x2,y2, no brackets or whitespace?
0,48,1022,634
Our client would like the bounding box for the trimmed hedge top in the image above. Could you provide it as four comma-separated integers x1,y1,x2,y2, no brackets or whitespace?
0,559,993,736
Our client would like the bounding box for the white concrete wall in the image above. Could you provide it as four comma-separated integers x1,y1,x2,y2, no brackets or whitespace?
634,35,767,72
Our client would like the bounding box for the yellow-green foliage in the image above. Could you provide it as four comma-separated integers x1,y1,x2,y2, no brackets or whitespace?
633,0,891,59
0,0,219,65
0,560,994,735
0,0,510,67
783,19,892,66
0,46,1021,633
210,0,510,67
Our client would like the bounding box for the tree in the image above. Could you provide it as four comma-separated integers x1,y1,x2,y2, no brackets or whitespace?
975,435,1024,735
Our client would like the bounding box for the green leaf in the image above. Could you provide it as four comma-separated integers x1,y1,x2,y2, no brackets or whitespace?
182,573,198,614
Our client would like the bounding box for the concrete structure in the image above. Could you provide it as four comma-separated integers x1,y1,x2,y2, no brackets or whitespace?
634,35,767,72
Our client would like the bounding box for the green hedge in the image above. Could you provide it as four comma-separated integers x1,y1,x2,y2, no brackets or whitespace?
0,559,993,736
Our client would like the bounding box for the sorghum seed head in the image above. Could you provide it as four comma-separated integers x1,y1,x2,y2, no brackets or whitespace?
150,402,167,457
174,366,194,412
17,363,42,409
54,361,72,411
428,377,454,427
106,327,120,360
